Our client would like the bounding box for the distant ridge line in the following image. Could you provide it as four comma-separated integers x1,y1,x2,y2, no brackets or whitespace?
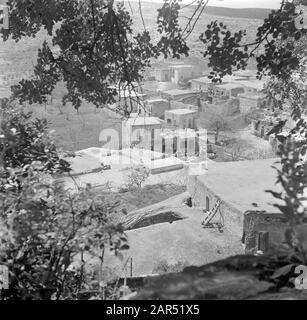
126,1,272,20
202,6,272,20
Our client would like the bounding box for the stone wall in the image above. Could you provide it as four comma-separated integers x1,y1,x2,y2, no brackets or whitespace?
243,211,289,254
187,174,244,236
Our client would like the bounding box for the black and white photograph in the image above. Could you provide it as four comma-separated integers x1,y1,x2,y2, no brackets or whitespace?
0,0,307,304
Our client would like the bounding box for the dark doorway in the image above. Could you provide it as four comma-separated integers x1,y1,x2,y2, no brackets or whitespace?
258,231,269,252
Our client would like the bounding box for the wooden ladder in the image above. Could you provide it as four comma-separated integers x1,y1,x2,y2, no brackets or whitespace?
202,198,221,227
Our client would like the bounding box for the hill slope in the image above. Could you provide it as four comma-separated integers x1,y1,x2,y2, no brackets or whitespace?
202,6,271,20
128,1,271,20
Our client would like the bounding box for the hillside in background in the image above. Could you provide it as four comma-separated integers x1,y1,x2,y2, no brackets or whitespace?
125,1,264,65
201,6,271,20
131,1,272,20
0,2,265,80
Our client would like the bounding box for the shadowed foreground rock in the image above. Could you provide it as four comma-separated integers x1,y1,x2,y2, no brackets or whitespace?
132,255,307,300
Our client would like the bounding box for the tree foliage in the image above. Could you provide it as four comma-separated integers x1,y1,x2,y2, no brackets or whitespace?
198,0,307,260
200,1,307,81
3,0,153,113
0,99,70,174
0,101,128,300
2,0,197,113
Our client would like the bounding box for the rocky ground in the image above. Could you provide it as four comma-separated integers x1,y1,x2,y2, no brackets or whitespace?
131,254,307,300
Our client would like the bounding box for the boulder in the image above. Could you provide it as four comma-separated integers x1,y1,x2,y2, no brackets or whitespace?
132,254,307,300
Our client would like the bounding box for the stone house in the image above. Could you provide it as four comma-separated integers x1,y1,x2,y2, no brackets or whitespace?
141,98,170,119
155,65,200,84
160,128,200,158
238,92,267,114
169,65,199,85
155,67,171,82
165,109,198,129
243,211,290,253
190,73,265,97
214,83,245,98
190,77,216,92
122,115,162,149
187,159,307,254
161,88,199,101
114,90,147,113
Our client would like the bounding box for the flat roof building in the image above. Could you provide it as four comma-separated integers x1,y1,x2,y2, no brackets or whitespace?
108,86,147,113
122,115,162,149
125,116,162,127
190,77,216,91
166,109,197,116
191,159,282,213
169,64,199,85
154,64,201,84
155,67,171,82
188,158,307,254
161,89,199,101
214,83,245,98
165,109,198,129
237,80,266,92
142,98,170,119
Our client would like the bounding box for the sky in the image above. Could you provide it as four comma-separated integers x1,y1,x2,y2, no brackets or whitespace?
139,0,284,9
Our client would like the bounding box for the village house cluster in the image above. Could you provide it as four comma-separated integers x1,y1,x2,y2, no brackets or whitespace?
2,52,306,281
106,63,271,165
65,62,307,265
